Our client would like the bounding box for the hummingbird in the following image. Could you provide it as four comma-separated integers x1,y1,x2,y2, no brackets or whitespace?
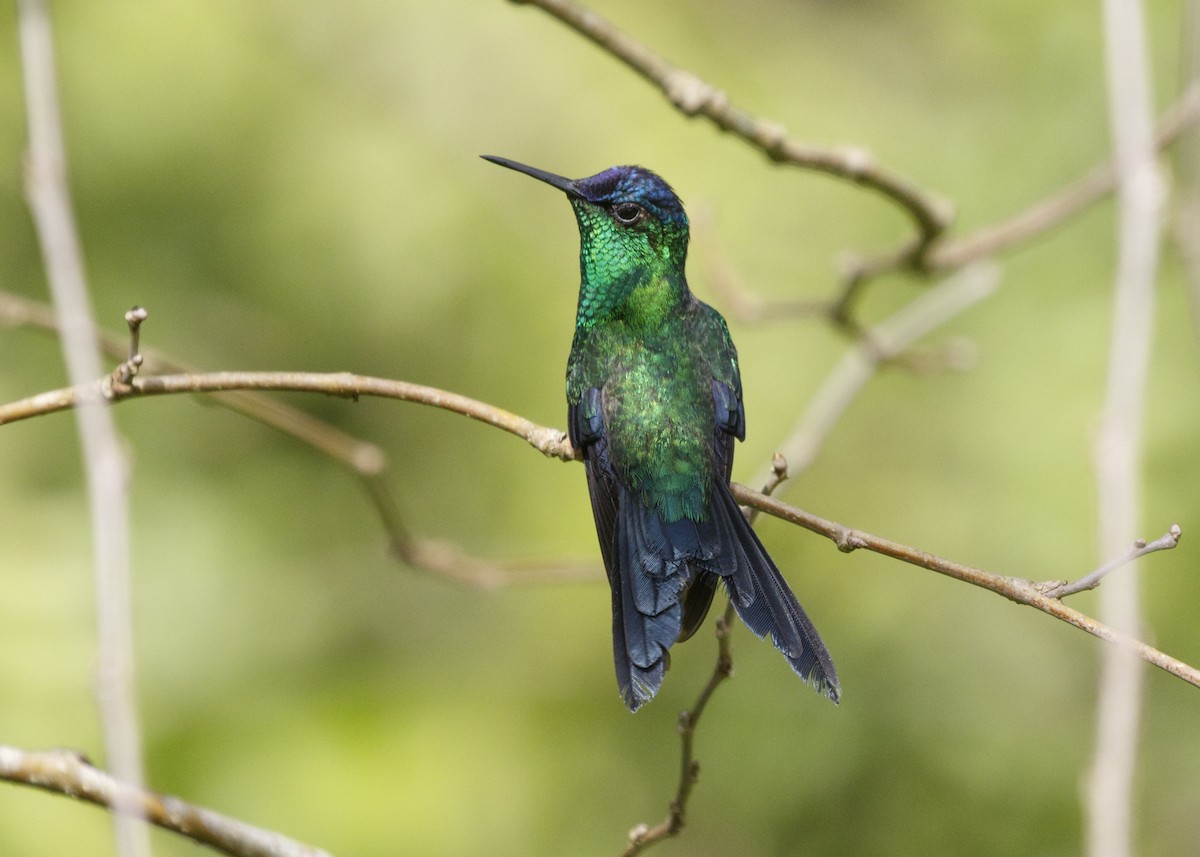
483,155,840,711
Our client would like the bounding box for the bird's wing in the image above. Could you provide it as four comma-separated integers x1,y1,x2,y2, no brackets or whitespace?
572,386,688,710
569,388,617,571
675,300,745,642
681,302,840,702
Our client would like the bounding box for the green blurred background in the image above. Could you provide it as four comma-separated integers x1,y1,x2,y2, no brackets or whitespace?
2,1,1198,855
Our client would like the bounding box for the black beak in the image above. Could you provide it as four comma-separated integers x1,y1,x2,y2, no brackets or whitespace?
481,155,581,198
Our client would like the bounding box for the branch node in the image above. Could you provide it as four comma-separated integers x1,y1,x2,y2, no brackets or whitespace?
755,120,789,159
100,372,136,402
835,528,866,553
713,612,728,637
837,146,875,178
677,710,693,734
1033,579,1070,596
530,426,576,461
663,69,713,115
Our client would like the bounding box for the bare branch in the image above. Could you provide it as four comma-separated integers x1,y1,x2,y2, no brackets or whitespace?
1086,2,1168,852
0,294,599,588
113,306,147,384
751,263,999,491
17,3,149,855
0,369,577,458
728,484,1199,690
2,366,1195,690
0,746,333,857
1045,525,1182,599
508,0,953,252
621,601,736,857
507,0,1200,335
931,82,1200,271
396,536,598,589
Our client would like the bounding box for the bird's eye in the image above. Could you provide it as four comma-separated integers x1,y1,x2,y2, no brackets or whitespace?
611,203,645,226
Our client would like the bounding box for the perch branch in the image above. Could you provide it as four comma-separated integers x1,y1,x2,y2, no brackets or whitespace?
0,369,576,459
0,293,598,587
728,485,1197,690
0,746,332,857
1,369,1193,689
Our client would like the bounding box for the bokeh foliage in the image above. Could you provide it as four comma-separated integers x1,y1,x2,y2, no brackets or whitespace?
1,1,1198,855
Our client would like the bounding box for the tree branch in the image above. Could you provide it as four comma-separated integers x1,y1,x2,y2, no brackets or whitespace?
0,369,575,459
0,291,597,588
508,0,953,254
2,366,1193,690
18,3,149,855
0,746,332,857
728,484,1197,690
507,0,1200,333
621,601,735,857
750,263,999,491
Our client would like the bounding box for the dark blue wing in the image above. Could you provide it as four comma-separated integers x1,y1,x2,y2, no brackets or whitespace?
572,387,685,711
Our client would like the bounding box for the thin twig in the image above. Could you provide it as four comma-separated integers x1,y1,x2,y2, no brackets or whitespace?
17,4,149,856
621,459,794,855
621,601,736,857
1046,525,1182,599
0,746,333,857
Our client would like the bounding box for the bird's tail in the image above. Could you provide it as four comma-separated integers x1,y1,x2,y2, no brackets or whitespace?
711,484,841,703
605,482,839,710
608,486,693,711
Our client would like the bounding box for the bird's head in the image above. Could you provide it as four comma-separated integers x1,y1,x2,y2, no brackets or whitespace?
483,156,690,286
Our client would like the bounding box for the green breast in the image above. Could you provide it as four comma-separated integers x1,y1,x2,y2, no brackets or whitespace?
570,320,715,523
